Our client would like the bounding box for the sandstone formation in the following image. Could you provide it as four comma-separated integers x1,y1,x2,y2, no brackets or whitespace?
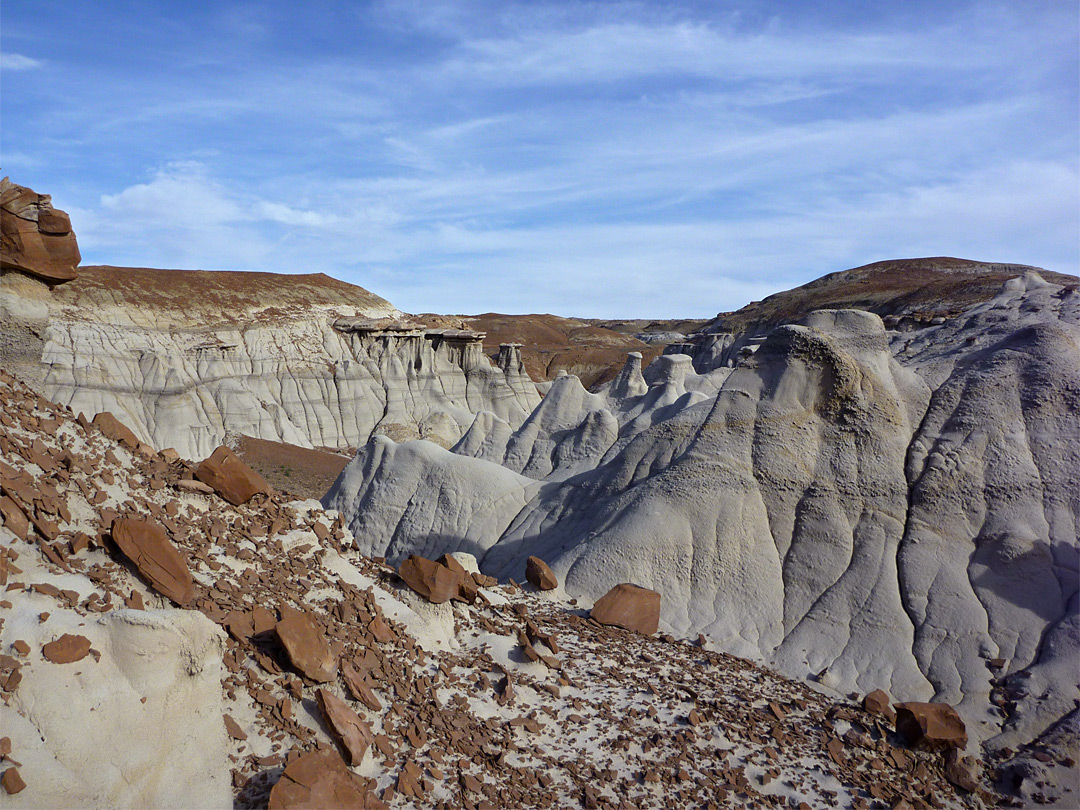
0,178,80,285
110,517,195,606
328,266,1079,790
590,583,661,634
196,445,272,505
525,555,557,590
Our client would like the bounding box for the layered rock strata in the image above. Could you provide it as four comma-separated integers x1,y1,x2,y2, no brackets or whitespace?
1,265,540,460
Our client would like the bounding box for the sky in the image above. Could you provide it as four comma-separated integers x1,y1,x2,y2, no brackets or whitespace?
1,1,1077,318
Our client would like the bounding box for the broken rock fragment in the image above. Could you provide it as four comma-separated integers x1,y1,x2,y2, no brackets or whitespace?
317,688,376,765
275,607,337,683
398,555,459,604
590,583,661,635
91,412,141,451
894,702,968,751
525,556,558,590
862,689,893,717
2,766,26,795
110,518,195,605
195,445,271,506
268,750,385,810
41,633,91,664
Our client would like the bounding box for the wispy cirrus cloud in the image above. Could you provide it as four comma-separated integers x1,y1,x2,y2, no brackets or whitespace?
0,52,43,71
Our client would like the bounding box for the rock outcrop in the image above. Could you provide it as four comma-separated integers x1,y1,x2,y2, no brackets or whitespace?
0,366,990,809
328,268,1079,775
2,264,541,460
0,178,80,285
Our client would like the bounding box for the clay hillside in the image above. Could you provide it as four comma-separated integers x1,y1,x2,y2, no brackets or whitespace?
0,369,992,809
697,257,1078,335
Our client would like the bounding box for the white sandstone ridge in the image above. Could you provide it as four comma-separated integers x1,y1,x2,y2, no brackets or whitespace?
325,270,1080,768
0,265,540,460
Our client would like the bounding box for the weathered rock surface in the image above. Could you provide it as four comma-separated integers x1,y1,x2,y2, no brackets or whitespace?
275,608,337,683
196,445,271,505
0,363,1002,809
333,268,1079,767
41,634,91,664
268,750,384,809
0,178,80,285
316,688,375,765
590,583,661,634
3,265,541,460
398,555,459,604
111,517,195,605
895,702,969,751
0,610,229,809
525,556,558,590
91,412,140,451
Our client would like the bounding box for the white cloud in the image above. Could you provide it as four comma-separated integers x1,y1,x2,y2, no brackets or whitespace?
0,52,42,71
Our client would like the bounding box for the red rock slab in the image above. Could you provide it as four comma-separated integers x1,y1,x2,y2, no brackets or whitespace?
341,660,382,712
1,766,25,795
317,688,375,766
894,702,968,751
275,607,337,683
398,555,459,604
0,496,29,541
42,633,91,664
111,517,195,606
91,412,140,451
525,556,558,590
268,749,386,810
590,583,661,635
195,445,271,506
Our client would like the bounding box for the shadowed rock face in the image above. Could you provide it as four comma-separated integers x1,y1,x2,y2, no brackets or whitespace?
0,178,80,284
328,269,1079,763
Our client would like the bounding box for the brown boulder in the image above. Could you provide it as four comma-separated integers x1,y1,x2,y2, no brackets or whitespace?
195,445,271,506
862,689,893,717
398,555,459,604
41,634,91,664
92,412,141,451
111,518,195,606
317,688,375,765
275,607,337,683
0,177,80,284
268,750,385,810
525,556,558,590
590,583,661,635
894,702,968,751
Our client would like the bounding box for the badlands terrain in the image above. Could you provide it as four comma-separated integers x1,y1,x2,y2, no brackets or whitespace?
1,177,1078,808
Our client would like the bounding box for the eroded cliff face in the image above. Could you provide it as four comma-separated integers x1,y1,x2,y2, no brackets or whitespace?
325,271,1080,761
1,265,540,460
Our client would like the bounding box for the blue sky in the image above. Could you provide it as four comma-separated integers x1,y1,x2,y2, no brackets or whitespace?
2,1,1077,317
